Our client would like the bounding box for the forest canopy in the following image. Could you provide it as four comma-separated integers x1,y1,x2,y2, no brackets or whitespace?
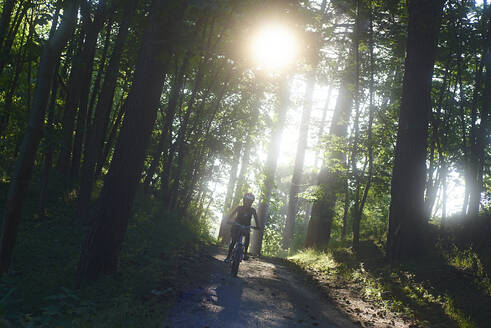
0,0,489,283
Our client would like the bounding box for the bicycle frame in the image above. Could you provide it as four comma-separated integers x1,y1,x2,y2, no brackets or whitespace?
229,223,254,277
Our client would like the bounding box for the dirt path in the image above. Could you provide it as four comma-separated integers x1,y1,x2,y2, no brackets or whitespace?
165,246,357,328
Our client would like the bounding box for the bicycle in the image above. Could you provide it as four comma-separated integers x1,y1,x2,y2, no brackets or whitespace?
229,222,258,277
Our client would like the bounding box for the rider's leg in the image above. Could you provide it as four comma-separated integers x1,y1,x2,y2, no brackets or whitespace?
226,225,239,260
227,239,236,259
243,231,251,259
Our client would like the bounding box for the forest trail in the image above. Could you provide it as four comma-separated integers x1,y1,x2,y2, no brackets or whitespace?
166,246,357,328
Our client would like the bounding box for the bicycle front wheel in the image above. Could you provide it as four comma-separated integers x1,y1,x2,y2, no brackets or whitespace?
231,248,242,277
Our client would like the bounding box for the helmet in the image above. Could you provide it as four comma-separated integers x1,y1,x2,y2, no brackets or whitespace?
243,193,255,204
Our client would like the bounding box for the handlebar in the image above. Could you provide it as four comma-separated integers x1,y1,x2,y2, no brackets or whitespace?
229,222,260,230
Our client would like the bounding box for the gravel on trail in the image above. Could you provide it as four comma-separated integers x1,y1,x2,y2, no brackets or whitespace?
166,246,358,328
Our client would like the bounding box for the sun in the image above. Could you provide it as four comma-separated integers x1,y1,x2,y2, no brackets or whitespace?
251,24,298,70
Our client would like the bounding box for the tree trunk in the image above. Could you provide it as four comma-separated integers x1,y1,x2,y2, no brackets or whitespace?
143,57,188,194
76,1,136,224
95,101,125,179
86,18,113,132
218,140,242,244
77,0,187,281
233,134,252,207
0,0,27,78
441,164,448,226
0,0,78,274
39,57,62,218
282,66,316,249
468,4,491,217
0,0,15,49
425,55,451,219
386,0,444,261
350,0,362,253
250,77,289,256
0,12,28,135
71,3,108,179
304,63,355,249
57,30,86,177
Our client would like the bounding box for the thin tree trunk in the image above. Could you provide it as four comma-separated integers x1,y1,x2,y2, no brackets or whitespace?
0,0,27,78
95,101,125,179
468,4,491,216
143,57,188,194
282,60,316,249
86,18,113,132
305,59,355,249
354,3,375,246
0,0,16,48
71,3,108,179
0,0,78,274
441,164,448,226
386,0,444,261
76,1,136,224
425,55,451,219
233,134,252,207
218,140,242,243
351,0,362,253
39,56,62,218
0,13,28,134
250,77,290,256
57,30,85,176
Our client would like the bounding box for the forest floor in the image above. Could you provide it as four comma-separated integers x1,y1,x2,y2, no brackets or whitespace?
164,241,491,328
165,246,358,328
288,240,491,328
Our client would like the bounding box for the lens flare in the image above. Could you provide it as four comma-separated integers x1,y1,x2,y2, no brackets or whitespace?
251,24,297,70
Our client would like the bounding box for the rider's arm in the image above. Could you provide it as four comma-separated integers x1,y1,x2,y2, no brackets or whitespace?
252,208,261,229
226,206,239,223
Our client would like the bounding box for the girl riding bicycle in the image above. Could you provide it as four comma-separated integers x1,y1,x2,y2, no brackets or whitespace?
224,193,261,262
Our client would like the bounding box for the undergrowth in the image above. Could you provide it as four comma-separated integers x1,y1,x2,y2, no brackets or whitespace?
288,240,491,328
0,180,213,327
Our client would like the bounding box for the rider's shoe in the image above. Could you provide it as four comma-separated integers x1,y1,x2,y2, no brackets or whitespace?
224,256,231,263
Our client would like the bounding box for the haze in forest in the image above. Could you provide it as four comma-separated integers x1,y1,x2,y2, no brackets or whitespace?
0,0,489,326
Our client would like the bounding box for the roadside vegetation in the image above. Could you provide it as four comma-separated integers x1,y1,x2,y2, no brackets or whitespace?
288,227,491,328
0,180,214,327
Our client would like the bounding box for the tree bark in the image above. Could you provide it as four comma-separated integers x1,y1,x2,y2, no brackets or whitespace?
386,0,444,261
0,0,78,274
77,0,187,281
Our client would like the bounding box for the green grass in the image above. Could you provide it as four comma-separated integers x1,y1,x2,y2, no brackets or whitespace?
288,240,491,328
0,180,212,327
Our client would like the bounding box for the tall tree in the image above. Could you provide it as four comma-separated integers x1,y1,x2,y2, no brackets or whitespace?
76,1,137,224
468,2,491,216
250,77,290,256
77,0,188,280
386,0,445,261
0,0,78,273
305,40,357,248
282,37,318,249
